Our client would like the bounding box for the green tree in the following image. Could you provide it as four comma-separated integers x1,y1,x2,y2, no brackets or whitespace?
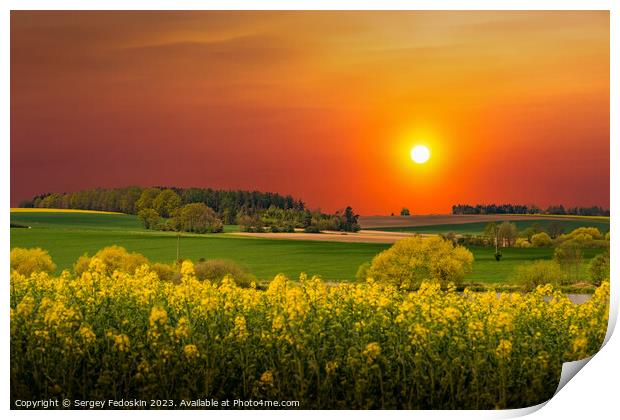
367,236,474,289
546,222,564,239
483,222,499,245
135,188,161,213
176,203,223,233
153,189,182,218
400,208,410,216
340,206,361,232
498,221,518,247
138,208,160,230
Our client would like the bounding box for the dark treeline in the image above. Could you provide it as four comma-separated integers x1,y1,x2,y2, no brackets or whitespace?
452,204,609,217
21,186,304,223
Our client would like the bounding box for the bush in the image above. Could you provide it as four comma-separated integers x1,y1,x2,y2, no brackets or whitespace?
553,240,583,282
510,260,566,291
514,238,532,248
73,254,91,276
10,247,56,276
458,235,489,247
74,246,149,276
151,262,181,283
194,259,255,288
355,261,371,282
567,227,603,240
589,252,610,286
237,214,264,233
367,236,473,289
304,225,321,233
530,232,553,247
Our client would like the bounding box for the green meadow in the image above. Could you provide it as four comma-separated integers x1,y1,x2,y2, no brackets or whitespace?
10,211,606,284
370,219,610,235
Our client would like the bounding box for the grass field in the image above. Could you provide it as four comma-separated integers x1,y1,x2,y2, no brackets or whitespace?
369,219,610,235
10,210,606,283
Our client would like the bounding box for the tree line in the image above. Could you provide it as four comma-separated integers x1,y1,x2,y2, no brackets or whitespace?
21,186,361,234
21,186,304,223
451,203,609,217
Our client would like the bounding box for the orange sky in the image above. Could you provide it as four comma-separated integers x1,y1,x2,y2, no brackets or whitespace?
11,11,609,214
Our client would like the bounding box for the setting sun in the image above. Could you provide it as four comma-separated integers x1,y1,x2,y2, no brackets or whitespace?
410,145,431,164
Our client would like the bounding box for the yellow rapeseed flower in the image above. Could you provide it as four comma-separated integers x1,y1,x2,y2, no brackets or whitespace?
149,306,168,327
183,344,199,358
259,370,274,385
496,339,512,359
363,342,381,363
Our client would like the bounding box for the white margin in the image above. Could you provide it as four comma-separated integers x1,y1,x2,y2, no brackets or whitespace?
2,1,617,419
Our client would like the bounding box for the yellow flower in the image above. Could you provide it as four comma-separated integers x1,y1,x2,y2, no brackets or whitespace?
496,339,512,359
231,315,249,340
175,317,190,340
79,325,96,344
183,344,199,359
325,361,338,375
444,306,461,322
112,334,130,352
180,260,195,278
271,314,284,331
149,306,168,327
572,336,588,357
362,342,381,363
259,370,274,385
16,295,35,317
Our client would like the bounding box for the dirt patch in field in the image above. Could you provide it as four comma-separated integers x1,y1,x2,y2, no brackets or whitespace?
359,214,600,229
229,230,433,244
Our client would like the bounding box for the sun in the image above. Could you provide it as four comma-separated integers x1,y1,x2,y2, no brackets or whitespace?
410,145,430,164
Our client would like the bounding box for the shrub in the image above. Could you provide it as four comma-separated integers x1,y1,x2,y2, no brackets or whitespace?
589,252,610,286
73,254,91,276
553,240,583,282
304,225,321,233
458,235,489,247
514,238,532,248
510,260,566,291
10,247,56,276
237,214,264,233
567,227,603,240
151,262,180,283
530,232,553,247
194,259,255,288
367,236,473,289
441,232,458,244
74,246,149,276
355,261,371,282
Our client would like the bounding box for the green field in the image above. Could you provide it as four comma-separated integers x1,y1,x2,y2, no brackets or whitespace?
10,212,386,280
370,219,610,235
10,211,606,284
